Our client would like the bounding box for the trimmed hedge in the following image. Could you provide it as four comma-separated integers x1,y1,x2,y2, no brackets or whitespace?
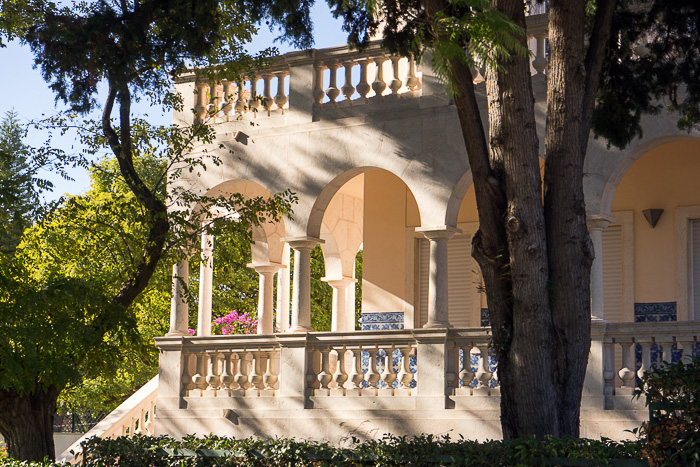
0,434,647,467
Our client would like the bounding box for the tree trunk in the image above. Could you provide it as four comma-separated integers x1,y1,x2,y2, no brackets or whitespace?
0,386,59,461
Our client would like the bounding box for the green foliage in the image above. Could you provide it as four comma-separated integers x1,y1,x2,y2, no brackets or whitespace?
310,245,332,332
327,0,528,97
594,0,700,148
633,358,700,466
0,110,39,256
0,434,648,466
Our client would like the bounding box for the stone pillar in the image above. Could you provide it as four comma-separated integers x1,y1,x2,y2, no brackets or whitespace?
323,276,357,332
249,263,282,334
416,226,460,328
587,215,614,320
283,237,324,332
276,243,291,332
345,280,356,331
167,259,190,336
197,232,214,336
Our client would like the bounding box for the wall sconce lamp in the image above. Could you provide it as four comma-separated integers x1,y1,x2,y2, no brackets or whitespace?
642,209,664,228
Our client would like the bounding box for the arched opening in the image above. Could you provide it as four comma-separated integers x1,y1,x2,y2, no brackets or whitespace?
309,169,420,331
606,139,700,323
187,179,287,335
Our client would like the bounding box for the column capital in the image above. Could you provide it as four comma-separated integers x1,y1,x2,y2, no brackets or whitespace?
282,236,324,250
416,226,462,240
247,262,285,274
321,276,357,288
586,214,616,231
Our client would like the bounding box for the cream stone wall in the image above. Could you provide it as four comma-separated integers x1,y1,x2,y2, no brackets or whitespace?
362,170,419,314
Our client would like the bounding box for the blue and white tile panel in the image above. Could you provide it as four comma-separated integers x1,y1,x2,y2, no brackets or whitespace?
360,312,404,331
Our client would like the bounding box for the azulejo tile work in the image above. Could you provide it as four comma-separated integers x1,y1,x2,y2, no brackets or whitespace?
634,302,677,322
360,312,404,331
480,308,490,327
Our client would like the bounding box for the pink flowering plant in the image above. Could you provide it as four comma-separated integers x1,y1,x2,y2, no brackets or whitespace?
212,310,257,335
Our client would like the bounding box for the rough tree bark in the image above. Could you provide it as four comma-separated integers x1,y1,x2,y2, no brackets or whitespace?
420,0,617,438
0,387,59,462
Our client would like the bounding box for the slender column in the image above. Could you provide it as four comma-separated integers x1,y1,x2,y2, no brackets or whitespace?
167,259,190,336
587,215,614,319
283,237,324,332
249,263,283,334
322,276,357,332
416,226,460,328
197,232,214,336
276,243,291,332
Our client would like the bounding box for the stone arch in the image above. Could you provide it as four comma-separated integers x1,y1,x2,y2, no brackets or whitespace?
599,135,700,217
445,170,473,228
307,167,423,239
189,179,287,265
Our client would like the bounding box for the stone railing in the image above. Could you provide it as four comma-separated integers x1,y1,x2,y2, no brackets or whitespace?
174,13,563,126
602,321,700,396
57,376,158,463
181,335,281,396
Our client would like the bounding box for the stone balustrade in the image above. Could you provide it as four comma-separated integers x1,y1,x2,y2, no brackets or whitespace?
602,321,700,397
180,335,281,397
175,13,554,127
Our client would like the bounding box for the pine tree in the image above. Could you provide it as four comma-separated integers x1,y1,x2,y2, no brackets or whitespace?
0,110,39,256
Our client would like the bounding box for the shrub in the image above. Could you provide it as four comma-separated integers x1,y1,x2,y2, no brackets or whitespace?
634,357,700,466
0,434,646,467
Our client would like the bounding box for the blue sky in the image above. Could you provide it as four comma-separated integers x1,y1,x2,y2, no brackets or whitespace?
0,3,346,199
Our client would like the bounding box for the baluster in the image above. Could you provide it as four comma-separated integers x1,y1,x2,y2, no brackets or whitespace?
274,72,288,112
637,341,652,380
372,56,387,99
389,56,403,95
341,60,356,103
262,74,274,115
220,352,234,389
181,352,196,391
332,347,349,391
248,76,260,116
473,343,492,396
661,340,673,366
326,63,341,105
397,347,413,389
233,351,249,391
406,55,421,92
145,401,155,434
206,80,218,119
221,81,232,121
618,342,635,394
380,346,397,392
458,346,474,393
317,346,332,390
603,342,615,396
192,351,207,390
134,409,145,435
356,59,372,102
250,349,264,390
364,348,380,391
445,343,458,392
679,338,694,362
262,351,278,390
313,63,325,105
194,80,208,122
205,351,220,390
347,347,364,391
532,33,548,75
234,81,246,114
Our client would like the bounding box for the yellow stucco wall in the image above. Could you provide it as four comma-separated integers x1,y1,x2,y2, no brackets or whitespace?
362,170,419,313
612,140,700,304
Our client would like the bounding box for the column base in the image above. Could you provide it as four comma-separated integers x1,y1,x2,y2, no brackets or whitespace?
423,322,453,329
288,326,313,332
